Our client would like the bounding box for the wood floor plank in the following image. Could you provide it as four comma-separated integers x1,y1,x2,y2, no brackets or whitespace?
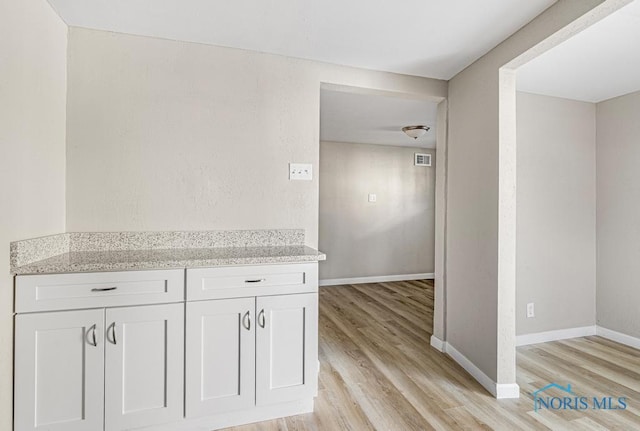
225,280,640,431
319,296,438,430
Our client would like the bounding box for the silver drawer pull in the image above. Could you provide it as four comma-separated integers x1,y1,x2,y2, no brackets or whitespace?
91,286,118,292
258,309,266,328
245,279,266,284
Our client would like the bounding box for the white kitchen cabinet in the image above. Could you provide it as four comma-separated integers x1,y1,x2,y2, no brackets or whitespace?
14,304,184,431
183,264,319,426
185,298,255,418
15,263,319,431
185,292,318,418
186,263,318,301
15,269,184,313
14,309,105,431
14,269,185,431
105,304,184,431
256,293,318,406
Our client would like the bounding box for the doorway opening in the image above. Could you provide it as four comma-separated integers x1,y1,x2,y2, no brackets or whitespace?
319,88,438,286
317,84,447,340
309,83,450,427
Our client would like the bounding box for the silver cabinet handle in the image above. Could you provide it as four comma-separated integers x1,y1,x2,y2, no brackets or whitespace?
245,279,266,284
258,309,265,328
108,322,117,344
242,311,251,331
91,286,117,292
86,324,98,347
91,324,97,346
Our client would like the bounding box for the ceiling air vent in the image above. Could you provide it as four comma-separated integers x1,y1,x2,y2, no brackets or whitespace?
414,153,431,167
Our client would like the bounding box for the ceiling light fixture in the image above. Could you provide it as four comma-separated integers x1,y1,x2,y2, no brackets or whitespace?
402,125,430,140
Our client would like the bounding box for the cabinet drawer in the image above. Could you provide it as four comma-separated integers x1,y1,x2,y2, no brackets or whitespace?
15,269,185,312
187,263,317,300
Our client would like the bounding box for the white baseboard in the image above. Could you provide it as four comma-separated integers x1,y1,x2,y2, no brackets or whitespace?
516,325,640,350
596,326,640,350
516,326,596,346
445,342,519,399
430,335,445,352
430,326,640,402
496,383,521,399
319,273,434,287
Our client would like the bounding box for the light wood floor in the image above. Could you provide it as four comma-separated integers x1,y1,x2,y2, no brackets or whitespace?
227,280,640,430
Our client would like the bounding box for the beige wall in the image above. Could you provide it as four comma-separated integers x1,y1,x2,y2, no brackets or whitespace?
65,28,447,247
596,90,640,338
447,0,603,384
0,0,68,427
516,92,596,336
319,142,435,280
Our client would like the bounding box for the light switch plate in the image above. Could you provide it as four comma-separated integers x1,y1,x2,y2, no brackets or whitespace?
289,163,313,181
368,194,377,202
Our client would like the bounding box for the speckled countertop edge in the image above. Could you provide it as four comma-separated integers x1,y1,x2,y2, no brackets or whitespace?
13,248,327,275
10,233,70,270
10,230,325,275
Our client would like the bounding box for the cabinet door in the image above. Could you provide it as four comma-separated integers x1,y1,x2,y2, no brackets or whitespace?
256,293,318,406
185,297,255,418
14,309,104,431
104,303,184,431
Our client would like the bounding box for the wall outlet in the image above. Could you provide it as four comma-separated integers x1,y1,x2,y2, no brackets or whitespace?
289,163,312,180
368,193,377,203
527,303,535,318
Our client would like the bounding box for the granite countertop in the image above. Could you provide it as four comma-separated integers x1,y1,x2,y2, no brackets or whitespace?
10,230,326,275
12,245,326,275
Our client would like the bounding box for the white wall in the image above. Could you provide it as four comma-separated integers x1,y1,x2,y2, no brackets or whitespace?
319,142,435,280
0,0,67,427
65,28,447,247
446,0,603,386
596,90,640,339
516,92,596,336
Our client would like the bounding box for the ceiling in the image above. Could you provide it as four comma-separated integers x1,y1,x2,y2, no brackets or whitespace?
517,0,640,103
320,90,438,149
47,0,555,80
